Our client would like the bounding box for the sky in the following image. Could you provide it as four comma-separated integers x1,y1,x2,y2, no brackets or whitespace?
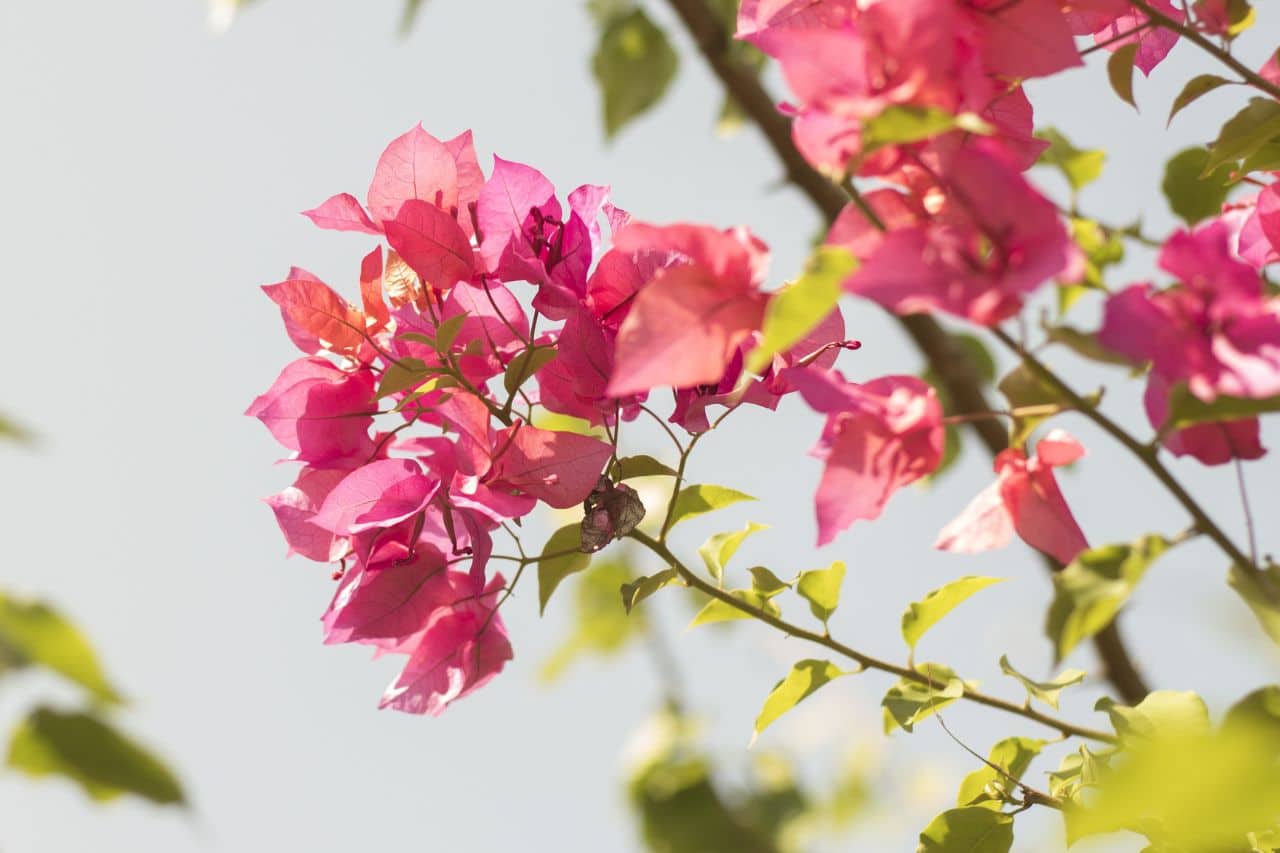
1,2,1278,851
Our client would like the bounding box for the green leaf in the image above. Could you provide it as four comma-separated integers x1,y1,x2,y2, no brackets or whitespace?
376,357,437,398
861,106,992,154
537,524,590,615
882,663,966,733
796,561,846,624
1222,686,1280,750
748,567,791,598
0,593,121,704
998,655,1084,710
1167,74,1234,126
0,412,34,445
540,559,640,683
1206,97,1280,174
8,707,184,805
1046,534,1171,661
592,8,678,138
746,246,856,374
752,660,849,744
503,346,558,396
667,484,756,529
956,737,1046,810
398,0,427,34
1044,324,1136,367
1035,127,1106,192
1064,217,1124,294
698,523,769,584
1227,562,1280,645
612,454,677,480
901,576,1004,655
916,806,1014,852
620,568,679,613
1106,43,1139,109
432,314,467,352
1064,709,1280,851
997,364,1069,446
688,589,779,628
1164,383,1280,429
1162,147,1234,225
1096,690,1211,741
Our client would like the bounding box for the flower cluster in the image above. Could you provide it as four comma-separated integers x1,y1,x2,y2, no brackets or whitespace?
248,126,910,713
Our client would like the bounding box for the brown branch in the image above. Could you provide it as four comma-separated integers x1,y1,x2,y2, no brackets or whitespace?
661,0,1151,703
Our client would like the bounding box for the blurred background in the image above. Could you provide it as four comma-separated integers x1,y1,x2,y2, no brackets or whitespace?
1,1,1277,850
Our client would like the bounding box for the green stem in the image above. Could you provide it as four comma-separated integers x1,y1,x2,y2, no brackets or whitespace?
628,529,1118,745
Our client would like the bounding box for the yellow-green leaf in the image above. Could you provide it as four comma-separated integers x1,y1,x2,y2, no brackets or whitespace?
901,576,1004,655
1205,97,1280,174
882,663,966,733
1227,562,1280,645
998,655,1084,710
1162,147,1234,225
612,454,677,480
620,568,679,614
748,567,791,598
698,522,769,584
862,106,992,154
752,659,849,744
0,593,122,705
956,737,1046,810
667,484,756,529
688,589,779,628
503,346,558,395
746,246,855,374
796,561,845,623
917,806,1014,852
1036,127,1106,192
1046,534,1171,661
1167,74,1233,126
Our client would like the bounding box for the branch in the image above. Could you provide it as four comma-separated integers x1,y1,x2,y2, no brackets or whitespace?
660,0,1150,703
1126,0,1280,101
630,530,1118,745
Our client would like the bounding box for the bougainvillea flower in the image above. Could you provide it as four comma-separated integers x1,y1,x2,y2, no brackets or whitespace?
936,429,1089,565
246,358,376,463
786,368,944,545
262,273,370,357
378,572,512,716
970,0,1082,80
304,125,483,240
311,458,439,535
1143,374,1265,465
1098,221,1280,403
488,424,614,509
830,142,1081,325
606,223,770,395
1226,181,1280,269
1085,0,1182,75
264,466,356,563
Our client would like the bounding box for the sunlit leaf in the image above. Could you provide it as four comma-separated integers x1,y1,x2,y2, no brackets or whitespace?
1095,690,1211,741
901,576,1004,655
1046,534,1171,661
955,737,1046,810
916,806,1014,852
667,485,756,530
1227,562,1280,646
997,364,1070,446
998,655,1084,710
796,561,845,624
503,346,558,396
688,589,779,628
882,663,966,733
1205,98,1280,174
1162,147,1234,225
861,106,992,154
748,567,791,598
1035,127,1106,192
752,660,850,744
540,560,640,682
621,568,680,614
746,246,855,374
1167,74,1233,125
613,454,677,480
698,523,769,584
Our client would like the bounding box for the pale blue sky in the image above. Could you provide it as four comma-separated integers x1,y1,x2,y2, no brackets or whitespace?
1,2,1277,851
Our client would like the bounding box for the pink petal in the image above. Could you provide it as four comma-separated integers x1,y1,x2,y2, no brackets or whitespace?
326,546,452,646
302,193,380,235
312,458,438,535
476,156,559,280
935,479,1015,554
264,466,352,562
1035,429,1086,467
367,125,459,223
383,199,475,290
999,460,1089,566
262,277,367,356
607,265,766,396
246,358,377,463
976,0,1082,79
492,425,613,509
443,130,485,240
